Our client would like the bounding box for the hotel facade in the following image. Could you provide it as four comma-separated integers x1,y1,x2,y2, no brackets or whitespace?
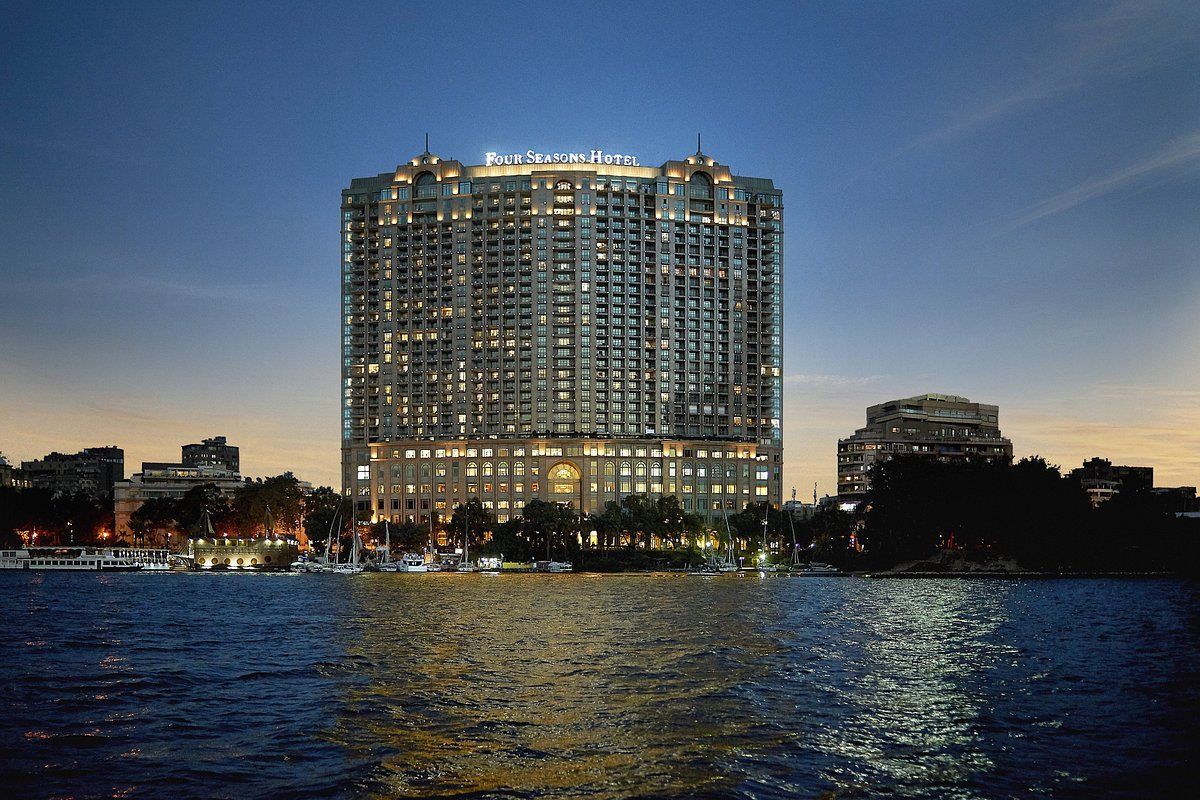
341,147,782,525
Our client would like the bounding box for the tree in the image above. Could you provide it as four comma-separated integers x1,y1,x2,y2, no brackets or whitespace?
129,495,183,546
303,487,346,552
175,484,233,537
232,473,306,537
447,499,495,552
858,455,1092,569
0,486,54,547
515,500,579,559
485,517,530,561
589,501,625,550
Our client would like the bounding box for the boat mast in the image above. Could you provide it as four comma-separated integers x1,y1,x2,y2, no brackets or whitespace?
463,505,470,565
789,487,801,566
324,503,339,563
761,502,769,560
721,505,736,568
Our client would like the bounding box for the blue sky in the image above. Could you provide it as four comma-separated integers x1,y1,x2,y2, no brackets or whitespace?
1,0,1197,496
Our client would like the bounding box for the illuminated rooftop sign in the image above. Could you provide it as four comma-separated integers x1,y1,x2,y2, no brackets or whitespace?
484,149,641,167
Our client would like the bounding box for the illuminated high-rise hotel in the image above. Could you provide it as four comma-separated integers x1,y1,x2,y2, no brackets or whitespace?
341,146,782,525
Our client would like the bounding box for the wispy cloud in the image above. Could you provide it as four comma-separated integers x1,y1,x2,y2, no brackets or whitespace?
903,0,1198,151
0,272,277,302
993,132,1200,232
783,373,884,387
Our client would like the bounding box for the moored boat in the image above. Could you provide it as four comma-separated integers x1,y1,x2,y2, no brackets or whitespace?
0,547,142,571
395,552,428,572
532,560,573,573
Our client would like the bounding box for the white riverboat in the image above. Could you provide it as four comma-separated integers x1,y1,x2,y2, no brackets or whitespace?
0,547,142,571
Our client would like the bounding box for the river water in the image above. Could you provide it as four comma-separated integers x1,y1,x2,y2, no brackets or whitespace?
0,573,1196,799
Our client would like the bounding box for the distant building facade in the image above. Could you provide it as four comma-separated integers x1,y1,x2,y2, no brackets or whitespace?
0,454,29,489
837,393,1013,504
113,437,244,546
1069,457,1153,507
182,435,240,473
1151,486,1198,514
20,446,124,500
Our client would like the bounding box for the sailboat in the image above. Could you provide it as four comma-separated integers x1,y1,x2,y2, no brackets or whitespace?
718,506,739,572
294,503,338,572
457,507,478,572
789,487,803,571
332,523,365,574
688,515,737,576
377,521,400,572
753,502,777,573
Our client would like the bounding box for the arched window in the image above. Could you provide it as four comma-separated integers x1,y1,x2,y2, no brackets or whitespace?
483,461,494,477
604,461,615,476
467,461,478,477
555,180,573,191
415,172,436,198
514,461,525,476
635,461,647,477
498,461,509,477
690,171,712,198
620,461,632,477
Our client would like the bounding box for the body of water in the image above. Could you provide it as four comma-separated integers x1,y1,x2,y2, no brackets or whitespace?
0,572,1196,799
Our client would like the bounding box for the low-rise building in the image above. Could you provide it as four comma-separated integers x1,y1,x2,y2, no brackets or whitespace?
20,446,124,500
1068,458,1153,507
0,454,29,489
113,438,245,546
837,393,1013,505
1151,486,1198,514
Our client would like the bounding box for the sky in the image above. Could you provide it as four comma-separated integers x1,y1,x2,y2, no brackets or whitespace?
1,0,1197,497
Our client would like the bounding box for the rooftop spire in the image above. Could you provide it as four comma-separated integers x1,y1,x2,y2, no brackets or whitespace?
424,132,429,154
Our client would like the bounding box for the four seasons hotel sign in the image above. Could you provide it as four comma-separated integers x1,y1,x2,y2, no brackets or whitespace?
484,149,641,167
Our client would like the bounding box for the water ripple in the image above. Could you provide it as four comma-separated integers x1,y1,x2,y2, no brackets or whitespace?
0,574,1197,799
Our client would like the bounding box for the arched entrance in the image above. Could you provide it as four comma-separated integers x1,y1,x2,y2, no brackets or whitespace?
547,461,582,508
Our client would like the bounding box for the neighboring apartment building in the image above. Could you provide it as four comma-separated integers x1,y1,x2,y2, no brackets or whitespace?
182,435,240,473
20,446,124,500
1068,457,1154,507
113,437,244,545
0,454,29,489
342,146,783,525
837,393,1013,504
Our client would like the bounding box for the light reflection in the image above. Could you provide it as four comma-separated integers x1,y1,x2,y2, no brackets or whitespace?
323,574,792,798
801,581,1015,796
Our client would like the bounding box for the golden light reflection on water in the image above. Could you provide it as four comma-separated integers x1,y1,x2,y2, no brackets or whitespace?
3,573,1197,799
328,574,792,798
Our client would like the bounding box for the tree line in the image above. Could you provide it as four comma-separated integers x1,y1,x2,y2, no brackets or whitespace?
841,456,1200,572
